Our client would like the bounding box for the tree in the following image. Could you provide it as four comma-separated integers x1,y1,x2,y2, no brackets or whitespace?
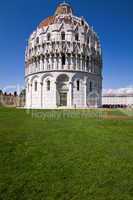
19,89,26,97
14,91,17,96
0,90,3,95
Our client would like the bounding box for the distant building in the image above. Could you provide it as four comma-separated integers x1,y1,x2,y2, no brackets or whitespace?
25,2,103,109
0,93,25,107
102,93,133,108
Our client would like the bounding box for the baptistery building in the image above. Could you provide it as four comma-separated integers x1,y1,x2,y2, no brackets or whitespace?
25,2,103,108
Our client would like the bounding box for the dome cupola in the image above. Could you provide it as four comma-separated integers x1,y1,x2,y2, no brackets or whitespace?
55,2,73,16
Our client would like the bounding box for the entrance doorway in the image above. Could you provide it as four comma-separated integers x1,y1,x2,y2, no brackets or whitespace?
56,74,69,107
60,93,67,106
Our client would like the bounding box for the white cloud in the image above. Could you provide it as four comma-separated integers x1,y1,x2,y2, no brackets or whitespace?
103,86,133,95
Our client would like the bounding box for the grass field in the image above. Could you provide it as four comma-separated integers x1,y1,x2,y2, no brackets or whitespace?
0,108,133,200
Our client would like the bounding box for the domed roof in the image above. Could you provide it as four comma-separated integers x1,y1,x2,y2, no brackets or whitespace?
39,16,55,28
38,2,76,29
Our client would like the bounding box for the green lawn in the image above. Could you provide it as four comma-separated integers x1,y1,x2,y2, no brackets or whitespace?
0,108,133,200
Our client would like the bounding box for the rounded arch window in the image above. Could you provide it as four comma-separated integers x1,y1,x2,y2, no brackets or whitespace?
61,32,65,40
90,81,93,92
36,37,39,44
81,20,84,26
77,80,80,91
87,36,89,44
47,80,50,91
86,56,89,69
47,33,51,41
62,53,66,65
35,81,38,91
75,33,79,41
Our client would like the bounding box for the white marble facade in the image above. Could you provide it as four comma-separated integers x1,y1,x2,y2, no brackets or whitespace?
25,2,102,109
102,95,133,107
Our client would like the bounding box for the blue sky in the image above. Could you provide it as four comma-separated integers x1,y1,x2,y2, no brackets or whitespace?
0,0,132,90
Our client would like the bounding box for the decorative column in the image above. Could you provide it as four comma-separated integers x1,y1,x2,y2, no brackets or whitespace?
38,57,40,72
53,81,57,108
68,82,72,108
89,56,91,72
31,61,33,74
84,81,87,108
89,36,91,49
40,82,43,108
85,56,87,72
75,54,78,70
42,56,44,71
56,55,59,70
79,55,81,71
44,56,47,71
76,54,80,70
49,54,52,70
54,54,57,70
33,58,35,73
81,55,83,71
25,85,28,107
59,54,62,70
31,60,33,73
72,55,76,70
83,57,85,71
36,57,38,72
67,55,70,70
40,55,43,71
70,54,73,70
30,84,32,108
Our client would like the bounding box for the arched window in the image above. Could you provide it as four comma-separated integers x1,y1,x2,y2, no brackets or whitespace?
35,81,37,91
77,80,80,91
61,32,65,40
75,33,79,41
36,37,39,44
81,20,84,26
87,36,89,44
47,33,51,41
47,80,50,91
90,81,92,92
29,49,31,55
86,56,89,71
62,54,66,65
